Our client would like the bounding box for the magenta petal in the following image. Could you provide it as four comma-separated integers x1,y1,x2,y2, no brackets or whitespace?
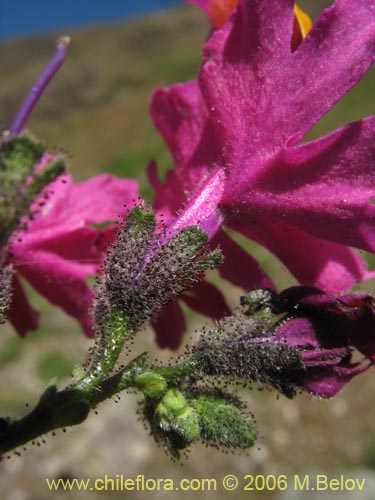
151,82,217,190
301,349,350,367
230,215,375,294
181,279,231,319
164,166,226,241
67,173,140,224
15,248,95,337
236,116,375,253
6,171,141,337
12,225,100,277
7,275,39,337
12,223,100,337
290,0,375,137
152,300,187,350
275,317,322,348
201,0,375,154
213,230,274,291
30,173,139,231
148,161,185,223
151,82,208,169
21,227,99,269
200,0,296,153
303,361,370,398
273,305,373,397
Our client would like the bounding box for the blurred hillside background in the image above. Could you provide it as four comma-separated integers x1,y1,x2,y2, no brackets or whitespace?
0,1,374,499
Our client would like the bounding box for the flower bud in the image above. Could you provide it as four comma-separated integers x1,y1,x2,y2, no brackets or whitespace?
189,391,256,450
96,205,223,334
150,389,200,456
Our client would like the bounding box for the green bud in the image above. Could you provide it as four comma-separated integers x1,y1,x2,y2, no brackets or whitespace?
0,134,43,185
0,134,66,248
26,157,65,195
135,371,167,397
190,392,257,450
126,205,156,234
156,389,187,418
174,407,200,443
152,389,200,454
240,289,278,316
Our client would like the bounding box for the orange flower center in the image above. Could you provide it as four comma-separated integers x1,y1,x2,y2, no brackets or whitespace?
207,0,313,44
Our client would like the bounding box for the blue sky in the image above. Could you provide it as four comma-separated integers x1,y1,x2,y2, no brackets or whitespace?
0,0,182,41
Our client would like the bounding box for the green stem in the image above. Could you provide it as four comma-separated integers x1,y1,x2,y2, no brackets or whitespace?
0,360,142,455
0,349,199,455
0,387,89,455
74,310,130,393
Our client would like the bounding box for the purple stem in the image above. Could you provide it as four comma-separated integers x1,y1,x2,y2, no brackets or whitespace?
9,36,70,137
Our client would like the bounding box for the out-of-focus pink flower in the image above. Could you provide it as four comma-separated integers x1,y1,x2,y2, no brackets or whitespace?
149,0,375,347
7,166,139,337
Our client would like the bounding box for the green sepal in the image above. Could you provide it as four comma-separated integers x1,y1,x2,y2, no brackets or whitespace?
25,157,65,199
203,248,224,269
126,205,156,234
240,289,278,317
171,226,208,257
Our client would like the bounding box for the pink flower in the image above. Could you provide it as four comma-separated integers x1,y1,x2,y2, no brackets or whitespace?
1,37,141,338
149,0,375,346
7,167,139,337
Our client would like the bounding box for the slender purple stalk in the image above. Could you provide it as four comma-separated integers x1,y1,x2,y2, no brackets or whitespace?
9,36,70,137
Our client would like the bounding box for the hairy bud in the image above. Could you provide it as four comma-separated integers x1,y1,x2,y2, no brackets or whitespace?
95,205,223,334
192,293,305,398
189,390,256,450
143,388,200,458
